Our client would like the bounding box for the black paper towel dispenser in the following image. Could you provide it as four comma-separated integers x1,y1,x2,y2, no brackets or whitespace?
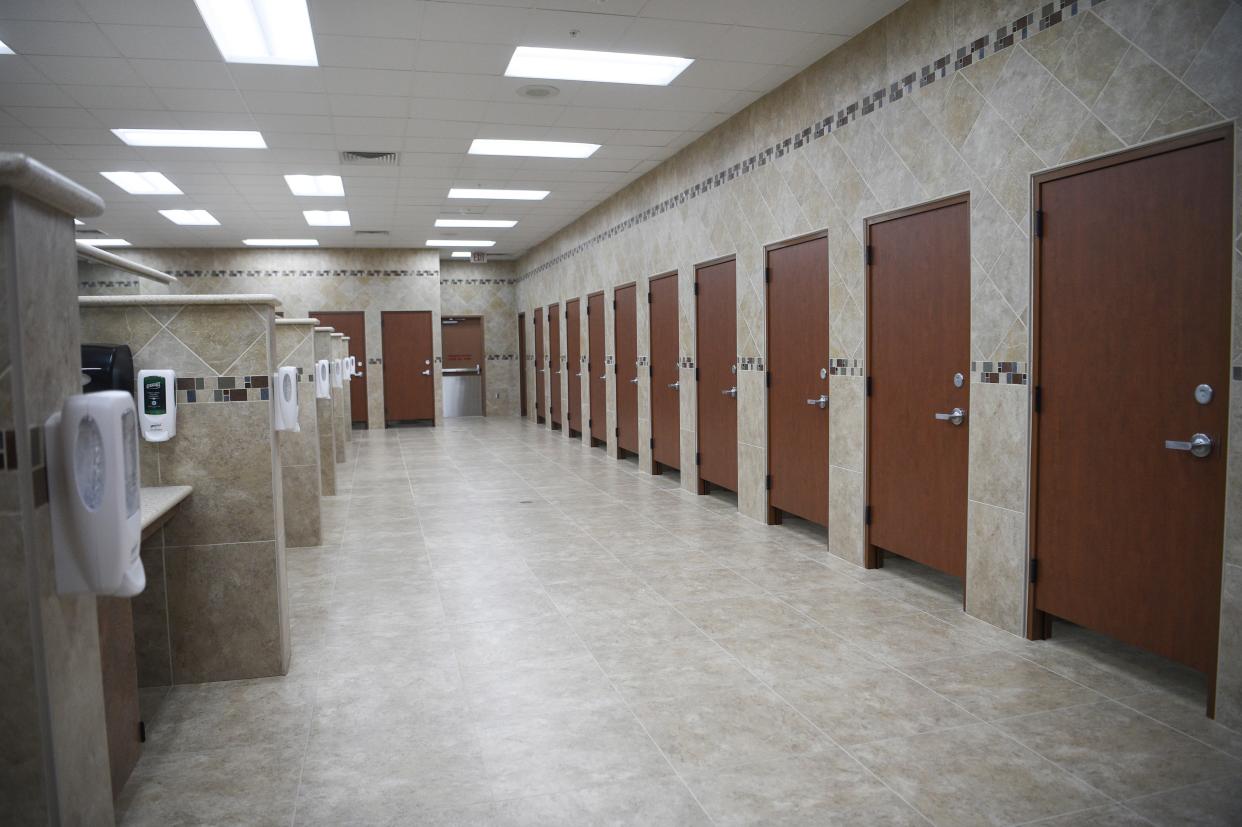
81,344,135,399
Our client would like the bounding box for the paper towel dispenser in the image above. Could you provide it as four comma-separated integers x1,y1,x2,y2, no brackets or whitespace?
315,359,330,399
273,366,300,432
81,344,134,398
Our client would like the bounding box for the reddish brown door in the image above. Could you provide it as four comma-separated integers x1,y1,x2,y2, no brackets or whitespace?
588,292,606,446
97,597,140,799
381,310,435,423
565,299,582,436
650,273,679,471
549,303,562,428
696,258,737,492
518,312,528,417
534,308,545,423
614,284,639,455
768,236,829,526
1032,128,1231,683
867,198,970,577
312,310,367,425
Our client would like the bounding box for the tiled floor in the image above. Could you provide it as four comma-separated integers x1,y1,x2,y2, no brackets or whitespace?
119,418,1242,826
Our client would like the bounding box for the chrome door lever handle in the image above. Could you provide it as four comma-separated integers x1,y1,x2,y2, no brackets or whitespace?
933,407,966,426
575,372,582,377
668,382,680,391
599,375,607,380
630,377,639,384
420,369,431,376
1165,433,1213,458
805,394,829,409
722,387,737,398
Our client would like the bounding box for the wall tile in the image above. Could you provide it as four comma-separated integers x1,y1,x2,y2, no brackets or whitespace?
165,305,266,375
1182,1,1242,119
1092,46,1180,145
829,467,866,567
967,382,1028,513
1215,563,1242,728
965,500,1026,635
1133,0,1231,78
1052,11,1132,109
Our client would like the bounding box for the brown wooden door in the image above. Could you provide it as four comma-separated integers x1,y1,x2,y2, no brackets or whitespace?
650,273,680,471
549,303,562,427
588,292,606,445
380,310,435,423
1032,128,1231,681
534,308,545,422
696,258,737,492
97,597,140,799
867,198,970,577
767,236,829,526
565,299,582,435
518,312,527,417
312,310,367,425
614,284,639,455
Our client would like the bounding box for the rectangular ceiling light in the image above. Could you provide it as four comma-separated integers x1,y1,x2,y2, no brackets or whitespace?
435,219,517,229
76,238,130,247
102,171,182,195
160,209,219,226
244,238,319,246
450,251,471,258
113,128,266,148
506,46,692,86
285,174,344,197
304,210,350,226
74,219,84,225
469,139,599,159
425,239,495,247
448,188,549,200
194,0,318,66
0,40,14,55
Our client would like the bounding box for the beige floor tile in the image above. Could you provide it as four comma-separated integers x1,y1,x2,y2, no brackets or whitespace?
1123,773,1242,826
774,579,924,627
564,603,707,656
489,778,712,826
451,613,591,670
459,652,626,726
832,611,996,667
676,595,814,639
593,634,764,704
140,678,314,755
905,650,1103,721
543,575,669,614
643,566,768,602
715,625,878,686
1118,690,1242,759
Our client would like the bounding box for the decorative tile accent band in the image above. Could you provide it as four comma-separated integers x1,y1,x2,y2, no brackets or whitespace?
443,278,518,286
637,356,650,366
80,279,140,290
486,354,518,361
679,357,696,369
171,269,438,279
174,375,271,403
829,358,863,377
1233,366,1241,381
738,356,765,372
520,0,1099,281
971,360,1028,385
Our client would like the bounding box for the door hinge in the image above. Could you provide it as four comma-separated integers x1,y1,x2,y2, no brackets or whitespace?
764,267,771,284
1034,209,1044,238
650,437,655,449
139,720,146,743
1033,385,1042,414
766,372,771,388
649,365,654,378
647,290,652,303
865,505,872,525
695,367,700,381
695,451,701,466
865,245,874,266
588,418,593,428
586,305,590,315
1029,559,1039,583
613,299,617,310
865,376,873,397
693,282,699,296
765,474,772,490
615,426,620,437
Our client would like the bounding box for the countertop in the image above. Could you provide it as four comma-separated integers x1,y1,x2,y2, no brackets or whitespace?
141,485,193,535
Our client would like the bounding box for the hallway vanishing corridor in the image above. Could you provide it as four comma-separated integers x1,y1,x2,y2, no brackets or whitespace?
119,419,1242,826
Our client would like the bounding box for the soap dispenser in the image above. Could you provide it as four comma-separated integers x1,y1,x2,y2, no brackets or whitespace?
330,358,343,389
137,369,176,442
315,359,331,399
273,366,300,432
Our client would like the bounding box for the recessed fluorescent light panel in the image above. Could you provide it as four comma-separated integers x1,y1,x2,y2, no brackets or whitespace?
113,128,266,148
304,210,350,226
160,209,219,226
0,40,14,55
244,238,319,247
102,171,182,195
448,188,549,200
450,251,471,258
425,240,495,248
285,174,343,197
469,139,599,159
74,219,84,225
435,219,517,229
506,46,692,86
77,239,130,247
194,0,318,66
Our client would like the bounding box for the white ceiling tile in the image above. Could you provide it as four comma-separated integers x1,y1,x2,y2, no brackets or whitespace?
0,55,55,84
88,108,186,129
77,0,204,26
308,0,426,37
608,128,681,146
332,133,404,151
5,106,102,128
405,118,478,138
331,116,408,136
128,59,236,90
484,100,565,126
243,90,331,116
34,126,118,144
62,84,164,109
0,1,91,23
402,136,467,153
323,67,414,97
518,9,633,50
420,3,530,44
407,96,486,122
97,24,220,60
316,35,416,70
553,107,636,130
227,65,326,93
26,55,144,86
412,40,512,75
701,26,827,64
328,93,409,118
153,87,248,113
252,114,335,134
613,16,729,56
0,20,121,56
171,111,259,130
411,71,500,101
0,125,47,143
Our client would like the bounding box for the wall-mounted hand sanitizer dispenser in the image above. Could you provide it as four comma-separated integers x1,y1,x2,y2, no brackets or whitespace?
46,391,145,597
345,355,356,376
273,366,300,432
315,359,331,399
330,358,343,389
137,369,176,442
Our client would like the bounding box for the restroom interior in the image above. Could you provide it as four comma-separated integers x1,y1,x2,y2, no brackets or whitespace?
1,0,1241,824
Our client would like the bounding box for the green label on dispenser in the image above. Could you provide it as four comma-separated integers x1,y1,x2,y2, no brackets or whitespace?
143,376,166,415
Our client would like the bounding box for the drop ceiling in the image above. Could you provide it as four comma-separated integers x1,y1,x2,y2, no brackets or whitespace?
0,0,905,258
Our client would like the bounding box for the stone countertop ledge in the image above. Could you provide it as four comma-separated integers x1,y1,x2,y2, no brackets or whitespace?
0,152,104,217
141,485,192,536
276,318,320,326
79,294,282,307
330,332,344,337
314,326,334,332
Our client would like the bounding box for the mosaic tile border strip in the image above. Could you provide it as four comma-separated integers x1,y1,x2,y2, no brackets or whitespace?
174,375,271,403
971,360,1028,384
486,354,518,361
520,0,1099,281
171,269,438,279
80,279,140,290
679,357,696,369
738,356,765,372
442,278,519,286
829,358,863,377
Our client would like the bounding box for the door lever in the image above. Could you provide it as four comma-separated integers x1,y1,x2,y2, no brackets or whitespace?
1165,433,1213,458
599,375,607,381
805,394,829,409
933,407,966,426
668,382,680,391
722,387,737,398
420,369,431,376
630,377,639,384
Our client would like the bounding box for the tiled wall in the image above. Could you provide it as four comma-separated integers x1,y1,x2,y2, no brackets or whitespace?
2,182,114,822
511,0,1242,723
80,298,290,685
331,334,347,462
116,249,443,429
275,321,322,548
439,259,520,417
313,328,337,497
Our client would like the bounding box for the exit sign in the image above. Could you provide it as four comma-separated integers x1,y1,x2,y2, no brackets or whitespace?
471,251,487,263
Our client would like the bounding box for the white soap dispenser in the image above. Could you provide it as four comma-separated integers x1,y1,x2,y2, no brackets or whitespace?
315,359,331,399
330,358,343,389
137,369,176,442
273,366,300,432
46,390,145,597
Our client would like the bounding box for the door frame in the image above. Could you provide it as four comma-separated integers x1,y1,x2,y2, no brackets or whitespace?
648,270,679,474
548,302,562,430
693,253,737,494
587,290,607,448
863,191,970,570
518,312,527,417
613,281,638,458
764,229,829,525
1026,123,1233,674
565,297,583,438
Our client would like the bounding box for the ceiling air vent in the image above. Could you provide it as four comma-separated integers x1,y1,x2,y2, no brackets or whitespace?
354,230,389,237
340,150,400,166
